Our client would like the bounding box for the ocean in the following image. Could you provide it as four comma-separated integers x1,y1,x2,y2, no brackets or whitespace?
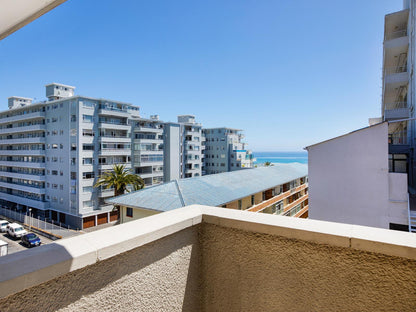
253,151,308,165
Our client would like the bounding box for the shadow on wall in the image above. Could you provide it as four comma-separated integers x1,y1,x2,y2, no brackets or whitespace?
0,226,202,312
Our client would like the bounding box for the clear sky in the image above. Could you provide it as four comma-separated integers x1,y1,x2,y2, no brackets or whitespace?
0,0,403,151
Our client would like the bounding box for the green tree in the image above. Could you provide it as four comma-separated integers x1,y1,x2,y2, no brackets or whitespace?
264,161,273,167
94,164,144,197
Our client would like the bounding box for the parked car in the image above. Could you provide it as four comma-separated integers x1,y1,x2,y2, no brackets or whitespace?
21,233,41,248
6,223,27,239
0,220,9,232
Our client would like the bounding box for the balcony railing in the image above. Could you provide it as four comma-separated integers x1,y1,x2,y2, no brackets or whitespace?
389,131,408,145
384,65,407,75
385,29,407,41
385,101,407,110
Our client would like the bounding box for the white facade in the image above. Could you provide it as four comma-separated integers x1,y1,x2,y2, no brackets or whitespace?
202,128,254,175
163,115,203,181
306,123,408,230
0,83,140,229
131,116,164,186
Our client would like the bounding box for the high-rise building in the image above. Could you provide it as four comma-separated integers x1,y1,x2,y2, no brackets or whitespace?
306,1,416,232
131,115,164,186
0,83,140,229
202,127,254,175
163,115,203,181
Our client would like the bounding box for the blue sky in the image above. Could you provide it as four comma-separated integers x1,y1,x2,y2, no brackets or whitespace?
0,0,402,151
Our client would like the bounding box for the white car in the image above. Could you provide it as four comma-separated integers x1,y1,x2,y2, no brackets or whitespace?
6,223,27,239
0,220,9,232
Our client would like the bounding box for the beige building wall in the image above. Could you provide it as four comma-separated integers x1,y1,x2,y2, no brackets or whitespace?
120,206,160,223
2,219,416,312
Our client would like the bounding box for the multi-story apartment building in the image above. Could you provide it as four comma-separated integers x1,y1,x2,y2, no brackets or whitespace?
307,1,416,232
131,115,164,186
163,115,203,181
0,83,140,229
202,127,254,175
108,164,308,222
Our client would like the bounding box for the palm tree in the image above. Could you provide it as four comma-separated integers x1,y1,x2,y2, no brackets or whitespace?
94,164,144,197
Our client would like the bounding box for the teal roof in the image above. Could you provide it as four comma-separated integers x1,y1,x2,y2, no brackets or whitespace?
107,163,307,212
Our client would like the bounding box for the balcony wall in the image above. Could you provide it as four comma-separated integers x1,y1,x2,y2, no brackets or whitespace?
0,206,416,312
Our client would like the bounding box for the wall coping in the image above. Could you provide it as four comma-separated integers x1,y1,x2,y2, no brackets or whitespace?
0,205,415,299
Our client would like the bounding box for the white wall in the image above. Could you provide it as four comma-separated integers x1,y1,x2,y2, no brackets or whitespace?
307,122,407,229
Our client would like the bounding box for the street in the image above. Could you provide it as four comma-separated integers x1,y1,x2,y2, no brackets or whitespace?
0,231,54,255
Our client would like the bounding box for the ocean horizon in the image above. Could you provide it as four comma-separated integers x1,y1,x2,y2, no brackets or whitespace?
253,151,308,165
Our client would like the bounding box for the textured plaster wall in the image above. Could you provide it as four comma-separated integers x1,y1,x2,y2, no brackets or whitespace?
0,226,201,312
200,223,416,312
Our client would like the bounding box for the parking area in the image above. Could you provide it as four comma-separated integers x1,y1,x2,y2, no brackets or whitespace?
0,227,54,255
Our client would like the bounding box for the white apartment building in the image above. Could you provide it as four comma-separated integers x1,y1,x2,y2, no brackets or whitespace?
202,127,254,175
163,115,203,181
307,0,416,232
0,83,140,229
131,115,164,186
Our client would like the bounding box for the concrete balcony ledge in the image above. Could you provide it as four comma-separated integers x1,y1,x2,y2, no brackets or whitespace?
1,205,416,311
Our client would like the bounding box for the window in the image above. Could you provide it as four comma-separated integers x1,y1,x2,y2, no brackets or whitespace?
71,172,77,180
83,115,93,123
52,170,58,175
70,115,76,122
71,143,76,151
238,200,242,210
83,172,95,179
126,207,133,217
83,186,93,193
83,144,94,151
251,195,255,206
71,158,76,165
83,200,92,208
82,129,94,137
83,158,93,165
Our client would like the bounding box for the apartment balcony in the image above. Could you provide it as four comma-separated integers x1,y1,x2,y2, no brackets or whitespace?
388,131,410,154
0,111,45,125
0,124,46,135
384,101,410,121
0,181,45,194
0,149,44,156
0,171,45,182
134,126,163,133
98,149,131,156
133,138,162,144
384,9,409,41
384,65,408,86
0,192,49,210
98,108,130,118
98,122,130,131
99,136,131,143
0,137,45,145
1,206,415,311
0,160,45,169
98,163,131,170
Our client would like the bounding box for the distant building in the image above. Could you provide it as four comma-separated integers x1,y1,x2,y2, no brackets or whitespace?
306,1,416,232
306,123,408,230
131,115,164,186
108,164,308,223
202,127,254,175
0,83,140,229
163,115,203,181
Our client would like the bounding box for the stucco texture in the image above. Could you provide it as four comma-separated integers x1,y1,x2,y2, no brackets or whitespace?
200,223,416,312
2,222,416,312
0,226,201,312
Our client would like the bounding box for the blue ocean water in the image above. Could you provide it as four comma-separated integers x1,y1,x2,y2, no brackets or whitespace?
253,151,308,165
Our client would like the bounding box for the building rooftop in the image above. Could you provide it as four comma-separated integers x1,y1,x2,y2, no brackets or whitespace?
108,163,307,211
